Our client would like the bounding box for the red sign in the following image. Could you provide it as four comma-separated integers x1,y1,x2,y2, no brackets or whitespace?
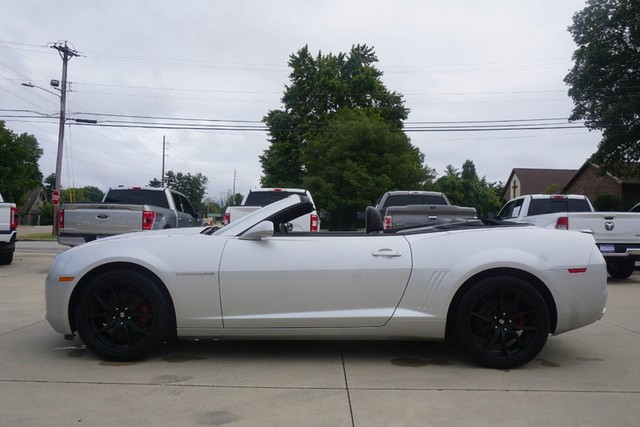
52,190,60,206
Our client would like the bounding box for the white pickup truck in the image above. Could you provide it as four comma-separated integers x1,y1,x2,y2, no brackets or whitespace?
224,188,320,232
0,194,18,265
497,194,640,279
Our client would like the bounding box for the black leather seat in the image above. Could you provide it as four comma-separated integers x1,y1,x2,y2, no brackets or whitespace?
365,206,384,234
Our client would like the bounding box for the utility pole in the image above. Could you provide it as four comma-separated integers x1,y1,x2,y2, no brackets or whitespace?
232,169,237,204
161,135,166,187
51,41,79,236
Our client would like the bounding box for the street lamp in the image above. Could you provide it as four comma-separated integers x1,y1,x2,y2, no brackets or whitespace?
21,80,66,236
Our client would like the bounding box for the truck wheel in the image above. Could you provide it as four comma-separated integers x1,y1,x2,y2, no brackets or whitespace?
455,276,550,369
0,252,13,265
606,259,636,279
75,270,169,361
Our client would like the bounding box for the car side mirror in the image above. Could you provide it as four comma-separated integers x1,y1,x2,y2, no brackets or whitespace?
239,221,274,241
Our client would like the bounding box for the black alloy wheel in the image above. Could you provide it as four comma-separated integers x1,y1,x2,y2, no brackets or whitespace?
75,270,168,361
456,276,550,369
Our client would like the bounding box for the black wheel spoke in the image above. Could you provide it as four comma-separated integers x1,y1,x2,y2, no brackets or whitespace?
90,319,118,336
107,284,120,307
122,284,133,308
500,330,509,356
128,321,150,336
482,328,500,351
508,293,522,316
123,323,132,348
498,287,505,313
87,311,110,319
472,323,493,337
469,310,492,323
479,296,497,315
93,294,113,311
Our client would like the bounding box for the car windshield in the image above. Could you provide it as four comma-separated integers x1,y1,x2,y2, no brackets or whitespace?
211,195,303,236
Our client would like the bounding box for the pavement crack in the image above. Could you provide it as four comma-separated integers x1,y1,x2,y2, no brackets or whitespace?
0,320,45,337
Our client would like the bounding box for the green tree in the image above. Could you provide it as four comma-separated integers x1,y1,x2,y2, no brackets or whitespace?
0,121,43,205
43,173,56,196
38,202,54,226
214,191,244,214
149,171,209,208
565,0,640,177
59,186,105,203
43,175,103,203
303,108,430,229
434,161,502,218
261,44,409,187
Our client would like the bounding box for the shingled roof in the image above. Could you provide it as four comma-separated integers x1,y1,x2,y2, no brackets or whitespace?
501,168,578,200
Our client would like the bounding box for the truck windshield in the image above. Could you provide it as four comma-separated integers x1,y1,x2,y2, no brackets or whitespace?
104,190,170,209
528,198,592,216
243,191,303,206
383,194,447,208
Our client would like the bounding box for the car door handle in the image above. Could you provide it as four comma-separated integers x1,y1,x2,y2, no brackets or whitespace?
372,249,402,257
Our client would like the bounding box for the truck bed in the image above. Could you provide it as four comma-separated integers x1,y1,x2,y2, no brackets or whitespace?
384,204,477,228
60,203,146,239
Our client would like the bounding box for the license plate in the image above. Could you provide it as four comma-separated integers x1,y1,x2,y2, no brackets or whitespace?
599,244,615,253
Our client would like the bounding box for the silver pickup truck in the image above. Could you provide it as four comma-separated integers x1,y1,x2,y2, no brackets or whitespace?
58,187,202,246
375,191,477,229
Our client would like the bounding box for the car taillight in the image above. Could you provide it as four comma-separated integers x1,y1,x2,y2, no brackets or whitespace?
58,209,64,230
384,215,392,230
310,214,319,232
142,211,156,230
10,207,18,230
223,212,230,225
556,216,569,230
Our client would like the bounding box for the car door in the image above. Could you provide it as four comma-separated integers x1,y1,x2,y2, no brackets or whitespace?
218,234,412,328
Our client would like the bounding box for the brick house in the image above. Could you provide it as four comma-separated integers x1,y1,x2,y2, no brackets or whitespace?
501,168,578,202
563,163,640,210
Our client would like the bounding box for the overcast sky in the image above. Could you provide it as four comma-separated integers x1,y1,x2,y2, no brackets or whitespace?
0,0,600,202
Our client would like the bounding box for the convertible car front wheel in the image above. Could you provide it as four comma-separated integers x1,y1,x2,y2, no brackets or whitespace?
455,276,550,369
75,270,169,361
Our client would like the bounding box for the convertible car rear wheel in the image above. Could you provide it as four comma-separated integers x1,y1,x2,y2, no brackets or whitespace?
75,270,168,361
455,276,550,369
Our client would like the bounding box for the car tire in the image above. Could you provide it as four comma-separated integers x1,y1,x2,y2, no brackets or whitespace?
75,270,169,361
455,275,550,369
606,259,635,279
0,252,13,265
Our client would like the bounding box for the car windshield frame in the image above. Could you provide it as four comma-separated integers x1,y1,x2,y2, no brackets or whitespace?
211,195,304,237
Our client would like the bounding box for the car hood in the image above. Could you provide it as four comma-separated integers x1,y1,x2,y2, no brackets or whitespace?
84,226,209,245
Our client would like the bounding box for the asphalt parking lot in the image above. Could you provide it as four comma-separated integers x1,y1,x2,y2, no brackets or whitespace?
1,243,639,426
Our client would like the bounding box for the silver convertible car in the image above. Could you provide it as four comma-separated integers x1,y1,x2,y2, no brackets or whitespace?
45,195,607,369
